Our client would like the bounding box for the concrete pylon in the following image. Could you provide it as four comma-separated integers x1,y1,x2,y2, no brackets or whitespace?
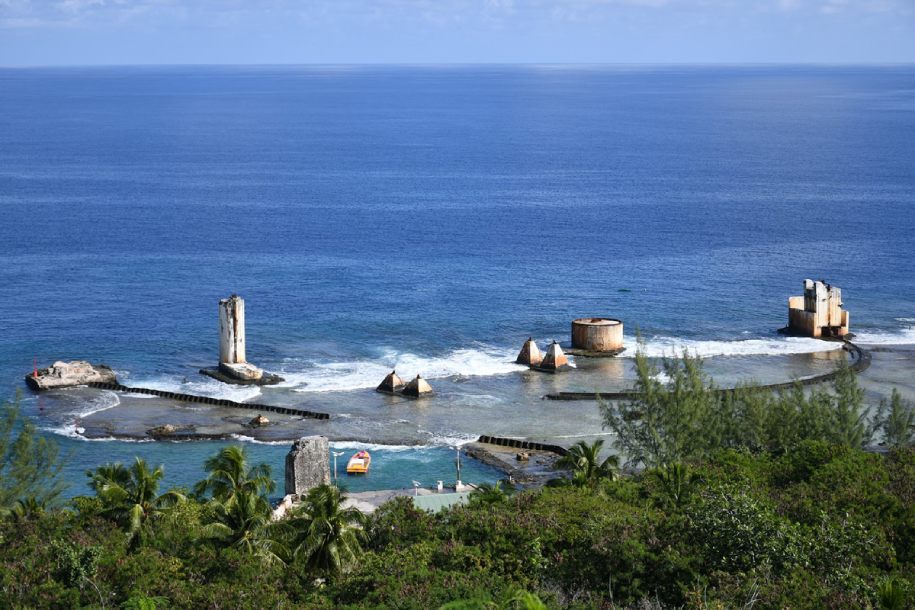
516,338,543,366
203,294,283,385
284,436,331,497
219,295,246,364
402,374,433,397
376,370,406,393
538,341,570,371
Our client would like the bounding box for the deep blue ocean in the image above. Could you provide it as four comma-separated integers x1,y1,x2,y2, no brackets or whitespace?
1,66,913,497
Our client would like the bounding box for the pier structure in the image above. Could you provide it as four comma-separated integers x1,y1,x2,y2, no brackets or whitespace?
568,318,625,356
202,295,283,385
786,280,850,339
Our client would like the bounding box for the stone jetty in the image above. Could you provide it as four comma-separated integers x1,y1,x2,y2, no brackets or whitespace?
25,360,117,391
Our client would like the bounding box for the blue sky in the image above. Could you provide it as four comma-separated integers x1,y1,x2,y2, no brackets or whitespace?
1,0,913,66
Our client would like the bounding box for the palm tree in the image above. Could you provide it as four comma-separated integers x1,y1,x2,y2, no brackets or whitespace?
7,496,47,522
469,481,512,506
193,445,275,502
555,439,619,488
650,462,700,509
284,484,366,576
86,458,185,544
200,488,285,565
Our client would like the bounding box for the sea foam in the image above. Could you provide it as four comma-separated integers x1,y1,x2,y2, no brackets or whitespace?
284,347,525,393
632,335,844,358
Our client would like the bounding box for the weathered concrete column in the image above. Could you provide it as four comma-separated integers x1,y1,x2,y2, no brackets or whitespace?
285,436,331,497
219,295,246,365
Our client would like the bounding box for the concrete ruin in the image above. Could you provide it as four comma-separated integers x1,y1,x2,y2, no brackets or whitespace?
570,318,625,356
201,295,283,385
376,370,406,394
786,280,850,339
532,341,570,373
402,374,433,397
25,360,118,391
284,436,331,497
515,338,543,367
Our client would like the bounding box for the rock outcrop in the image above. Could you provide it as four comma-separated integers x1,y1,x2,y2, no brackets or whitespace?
249,414,270,427
285,436,331,497
25,360,117,391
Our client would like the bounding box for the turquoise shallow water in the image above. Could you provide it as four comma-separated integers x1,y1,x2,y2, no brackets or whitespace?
55,437,499,500
1,65,913,490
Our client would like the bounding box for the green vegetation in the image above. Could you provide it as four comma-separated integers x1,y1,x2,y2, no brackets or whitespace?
600,349,884,466
0,392,66,517
0,357,913,608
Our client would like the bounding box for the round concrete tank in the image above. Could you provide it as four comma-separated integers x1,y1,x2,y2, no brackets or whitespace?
571,318,624,353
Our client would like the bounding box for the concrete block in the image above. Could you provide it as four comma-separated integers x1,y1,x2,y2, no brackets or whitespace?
285,436,331,497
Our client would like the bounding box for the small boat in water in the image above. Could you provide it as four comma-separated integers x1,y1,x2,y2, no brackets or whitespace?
346,450,371,475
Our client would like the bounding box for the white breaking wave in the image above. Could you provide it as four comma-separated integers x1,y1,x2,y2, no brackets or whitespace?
284,347,525,393
126,375,263,402
41,390,126,441
632,335,844,358
228,435,474,451
854,320,915,345
229,434,293,446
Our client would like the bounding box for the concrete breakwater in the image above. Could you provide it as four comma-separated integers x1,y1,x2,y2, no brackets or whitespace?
475,435,569,456
545,341,870,401
86,382,330,420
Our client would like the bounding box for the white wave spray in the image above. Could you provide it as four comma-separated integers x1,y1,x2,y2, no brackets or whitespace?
283,346,525,393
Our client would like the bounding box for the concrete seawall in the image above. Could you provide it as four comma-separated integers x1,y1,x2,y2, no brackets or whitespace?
87,382,330,420
546,341,871,401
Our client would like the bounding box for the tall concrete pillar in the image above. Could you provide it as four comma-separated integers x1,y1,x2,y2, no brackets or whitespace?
219,295,246,365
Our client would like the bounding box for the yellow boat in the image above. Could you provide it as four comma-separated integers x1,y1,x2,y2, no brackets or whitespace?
346,450,371,475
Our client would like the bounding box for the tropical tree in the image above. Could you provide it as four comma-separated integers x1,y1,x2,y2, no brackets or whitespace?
0,393,66,517
830,360,871,448
649,462,701,510
469,481,512,506
439,589,548,609
86,458,184,544
284,484,366,576
7,496,48,522
193,446,282,563
555,439,619,488
193,445,275,502
601,349,719,468
201,487,284,564
879,389,915,448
